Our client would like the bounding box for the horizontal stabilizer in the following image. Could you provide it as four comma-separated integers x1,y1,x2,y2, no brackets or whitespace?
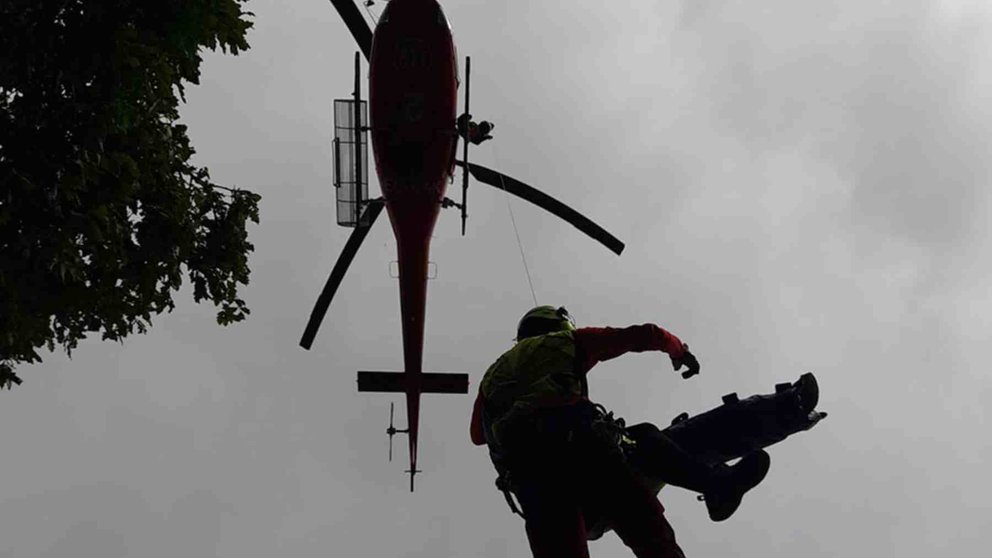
357,371,469,394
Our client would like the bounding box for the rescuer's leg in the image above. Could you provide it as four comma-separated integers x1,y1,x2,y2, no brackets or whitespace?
515,481,590,558
625,423,771,521
502,415,592,558
607,488,685,558
510,447,590,558
580,435,686,558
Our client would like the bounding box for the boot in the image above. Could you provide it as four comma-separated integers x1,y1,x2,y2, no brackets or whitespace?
795,372,819,415
703,450,770,522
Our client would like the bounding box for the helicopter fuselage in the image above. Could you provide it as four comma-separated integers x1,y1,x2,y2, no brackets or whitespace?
368,0,459,478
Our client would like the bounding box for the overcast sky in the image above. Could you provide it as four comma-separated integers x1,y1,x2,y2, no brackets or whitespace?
3,1,991,556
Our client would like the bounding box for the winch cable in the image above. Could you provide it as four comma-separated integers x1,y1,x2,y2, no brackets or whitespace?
491,143,539,307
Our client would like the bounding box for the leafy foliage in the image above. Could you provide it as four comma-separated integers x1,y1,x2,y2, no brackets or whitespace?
0,1,258,386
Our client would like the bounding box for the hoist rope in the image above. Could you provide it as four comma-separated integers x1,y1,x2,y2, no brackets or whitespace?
491,144,539,306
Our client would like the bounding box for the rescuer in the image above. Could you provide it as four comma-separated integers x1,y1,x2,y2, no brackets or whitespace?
470,306,770,558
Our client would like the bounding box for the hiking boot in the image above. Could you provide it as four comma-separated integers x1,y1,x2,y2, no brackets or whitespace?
795,372,819,414
704,450,771,522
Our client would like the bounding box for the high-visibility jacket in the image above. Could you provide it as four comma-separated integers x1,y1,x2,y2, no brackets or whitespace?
479,330,584,447
474,324,687,449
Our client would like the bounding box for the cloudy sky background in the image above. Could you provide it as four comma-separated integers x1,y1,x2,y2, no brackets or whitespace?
3,0,991,556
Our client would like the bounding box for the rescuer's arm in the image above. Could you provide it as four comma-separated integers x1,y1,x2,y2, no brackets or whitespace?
574,324,697,376
470,391,486,446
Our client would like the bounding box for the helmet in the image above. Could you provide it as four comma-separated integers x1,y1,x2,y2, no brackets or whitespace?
516,305,576,340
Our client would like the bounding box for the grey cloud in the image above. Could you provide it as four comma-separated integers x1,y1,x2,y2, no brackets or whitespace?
668,1,992,249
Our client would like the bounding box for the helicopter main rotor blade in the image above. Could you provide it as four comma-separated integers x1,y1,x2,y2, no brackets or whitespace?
327,0,373,60
456,161,625,256
300,199,385,349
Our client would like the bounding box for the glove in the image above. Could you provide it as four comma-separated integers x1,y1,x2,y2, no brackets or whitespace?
670,343,700,379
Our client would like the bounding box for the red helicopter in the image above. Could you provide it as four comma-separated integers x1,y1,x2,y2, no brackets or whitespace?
300,0,625,491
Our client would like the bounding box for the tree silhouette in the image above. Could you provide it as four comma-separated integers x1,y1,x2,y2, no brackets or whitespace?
1,1,259,388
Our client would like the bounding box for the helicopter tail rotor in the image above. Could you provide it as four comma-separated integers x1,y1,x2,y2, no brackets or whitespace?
386,402,409,463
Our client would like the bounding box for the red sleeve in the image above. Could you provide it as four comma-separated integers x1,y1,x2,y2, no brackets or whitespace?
573,324,685,374
470,391,486,446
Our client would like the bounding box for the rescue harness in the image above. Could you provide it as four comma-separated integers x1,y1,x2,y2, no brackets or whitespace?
490,403,635,518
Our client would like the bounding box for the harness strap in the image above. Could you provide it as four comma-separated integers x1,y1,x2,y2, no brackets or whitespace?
590,403,635,458
481,400,524,517
495,472,525,517
488,403,638,519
